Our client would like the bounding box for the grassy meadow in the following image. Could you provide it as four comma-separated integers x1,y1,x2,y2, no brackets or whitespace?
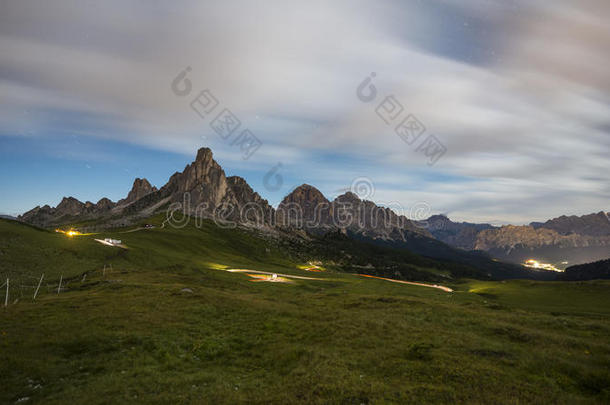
1,218,609,404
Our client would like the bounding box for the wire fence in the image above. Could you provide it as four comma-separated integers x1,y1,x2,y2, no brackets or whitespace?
1,264,118,308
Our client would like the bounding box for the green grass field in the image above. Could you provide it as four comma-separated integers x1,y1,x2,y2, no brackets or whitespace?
1,218,609,404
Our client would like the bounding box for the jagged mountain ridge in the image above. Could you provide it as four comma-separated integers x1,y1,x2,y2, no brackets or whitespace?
135,148,274,226
19,178,158,227
277,185,430,240
18,148,486,272
19,148,429,239
17,147,609,269
425,213,610,266
530,211,610,237
20,148,276,229
117,178,157,206
20,196,116,228
426,215,494,250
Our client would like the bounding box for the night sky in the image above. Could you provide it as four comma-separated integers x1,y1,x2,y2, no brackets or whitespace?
1,0,608,224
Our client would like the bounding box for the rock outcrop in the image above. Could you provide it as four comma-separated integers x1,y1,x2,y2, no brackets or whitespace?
277,184,332,229
472,223,610,266
161,148,229,208
224,176,274,225
422,212,610,266
153,148,273,226
277,184,430,239
426,214,494,250
19,196,117,227
474,225,610,251
113,148,274,226
531,211,610,237
19,147,275,228
117,178,157,207
95,197,115,211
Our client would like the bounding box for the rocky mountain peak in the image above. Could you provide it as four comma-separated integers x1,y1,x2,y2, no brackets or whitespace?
56,197,85,215
277,184,330,228
163,147,226,204
222,176,274,225
428,214,449,221
144,149,271,226
276,184,430,238
195,147,213,163
119,178,157,206
531,211,610,237
334,191,360,203
96,197,115,211
226,176,269,206
57,196,80,205
281,184,329,206
425,214,494,250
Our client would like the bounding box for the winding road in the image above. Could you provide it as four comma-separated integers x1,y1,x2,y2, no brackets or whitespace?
220,267,453,292
358,274,453,292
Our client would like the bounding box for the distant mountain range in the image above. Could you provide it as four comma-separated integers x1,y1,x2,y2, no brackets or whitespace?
427,212,610,267
18,147,609,273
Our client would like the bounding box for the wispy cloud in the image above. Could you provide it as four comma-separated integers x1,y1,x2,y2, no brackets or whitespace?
0,0,608,222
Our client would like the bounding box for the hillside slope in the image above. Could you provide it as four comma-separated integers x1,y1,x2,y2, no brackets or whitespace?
1,220,609,404
559,258,610,281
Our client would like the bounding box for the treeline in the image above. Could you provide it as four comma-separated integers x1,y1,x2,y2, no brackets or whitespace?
558,258,610,281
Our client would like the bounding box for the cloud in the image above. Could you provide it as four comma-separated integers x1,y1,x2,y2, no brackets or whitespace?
0,0,608,222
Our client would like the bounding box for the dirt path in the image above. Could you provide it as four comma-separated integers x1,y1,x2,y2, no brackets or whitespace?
94,239,128,249
225,269,323,280
219,267,452,292
303,265,323,272
358,274,453,292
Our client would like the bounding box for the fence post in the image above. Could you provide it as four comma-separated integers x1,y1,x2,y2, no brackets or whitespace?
4,278,8,307
57,275,63,294
33,274,44,300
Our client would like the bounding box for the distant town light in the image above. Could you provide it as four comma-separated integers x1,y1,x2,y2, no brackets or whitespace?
523,259,563,272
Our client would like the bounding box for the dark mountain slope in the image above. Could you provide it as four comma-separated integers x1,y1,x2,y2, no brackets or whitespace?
558,258,610,281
